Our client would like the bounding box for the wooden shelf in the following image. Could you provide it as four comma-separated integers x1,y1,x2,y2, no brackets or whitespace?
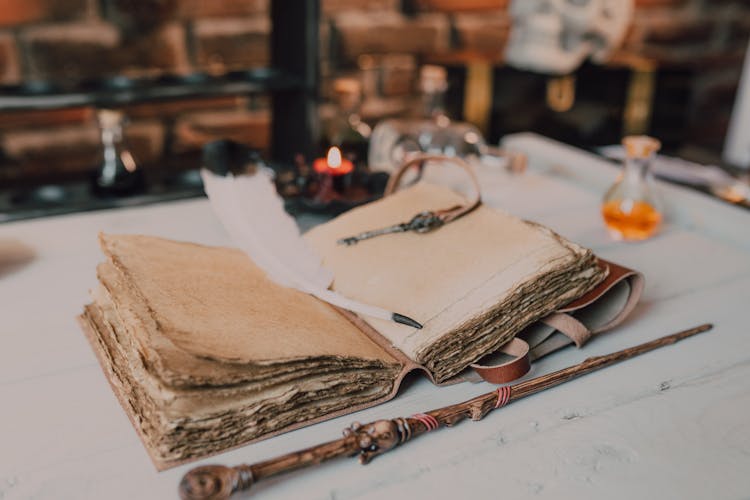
0,0,320,164
0,69,304,112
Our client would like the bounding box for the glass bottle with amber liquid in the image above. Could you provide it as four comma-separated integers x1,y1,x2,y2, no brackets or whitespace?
601,135,664,241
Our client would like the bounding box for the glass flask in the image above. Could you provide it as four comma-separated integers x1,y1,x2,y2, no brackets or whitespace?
92,109,143,196
601,135,664,241
368,65,486,172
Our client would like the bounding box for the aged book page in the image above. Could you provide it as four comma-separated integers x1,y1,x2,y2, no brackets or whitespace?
304,183,605,381
81,190,605,467
84,234,402,468
99,234,395,370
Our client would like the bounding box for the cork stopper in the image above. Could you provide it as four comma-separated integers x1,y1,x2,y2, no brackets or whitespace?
333,77,361,97
419,65,447,93
332,77,362,110
623,135,661,159
96,108,124,129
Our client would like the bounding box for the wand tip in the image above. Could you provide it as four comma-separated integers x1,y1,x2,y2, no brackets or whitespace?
393,313,423,329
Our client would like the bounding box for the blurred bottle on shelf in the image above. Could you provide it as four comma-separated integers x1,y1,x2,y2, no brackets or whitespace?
602,135,664,241
91,109,144,196
321,78,371,169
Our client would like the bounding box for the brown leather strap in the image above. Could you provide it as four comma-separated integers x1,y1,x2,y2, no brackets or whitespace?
471,259,644,384
470,337,531,384
550,259,645,341
525,259,644,361
384,154,482,224
541,313,591,347
559,260,642,317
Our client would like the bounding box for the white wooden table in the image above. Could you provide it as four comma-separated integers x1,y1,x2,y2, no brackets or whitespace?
2,134,749,500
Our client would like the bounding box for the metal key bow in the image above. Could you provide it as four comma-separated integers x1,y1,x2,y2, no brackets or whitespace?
337,211,445,246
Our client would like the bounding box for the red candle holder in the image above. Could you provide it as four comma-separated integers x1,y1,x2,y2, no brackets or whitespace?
313,147,354,200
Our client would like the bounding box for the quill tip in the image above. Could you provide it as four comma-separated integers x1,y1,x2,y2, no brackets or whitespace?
392,313,423,329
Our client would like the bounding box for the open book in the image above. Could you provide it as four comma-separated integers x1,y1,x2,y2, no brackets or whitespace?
80,183,639,470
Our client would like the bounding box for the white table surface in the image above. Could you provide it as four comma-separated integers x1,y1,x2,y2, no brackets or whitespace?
2,133,749,500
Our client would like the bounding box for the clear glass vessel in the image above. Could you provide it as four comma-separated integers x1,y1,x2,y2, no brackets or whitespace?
368,65,486,172
92,109,143,196
601,135,664,241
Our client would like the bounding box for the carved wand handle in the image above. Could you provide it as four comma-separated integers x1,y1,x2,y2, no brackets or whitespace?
179,323,712,500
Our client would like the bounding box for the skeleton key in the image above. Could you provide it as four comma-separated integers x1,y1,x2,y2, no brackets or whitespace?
337,211,444,246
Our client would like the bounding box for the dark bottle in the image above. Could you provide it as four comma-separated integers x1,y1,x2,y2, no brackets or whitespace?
91,109,144,196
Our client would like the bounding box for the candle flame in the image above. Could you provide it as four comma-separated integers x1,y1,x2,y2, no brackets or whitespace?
327,147,342,169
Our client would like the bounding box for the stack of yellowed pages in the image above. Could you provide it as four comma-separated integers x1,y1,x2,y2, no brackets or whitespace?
80,183,610,469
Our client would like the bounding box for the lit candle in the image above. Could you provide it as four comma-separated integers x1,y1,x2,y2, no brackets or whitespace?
313,146,354,176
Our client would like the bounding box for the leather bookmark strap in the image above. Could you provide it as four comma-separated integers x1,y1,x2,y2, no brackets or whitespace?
470,260,644,385
470,337,531,385
542,259,645,347
384,154,482,224
541,312,592,348
558,260,642,318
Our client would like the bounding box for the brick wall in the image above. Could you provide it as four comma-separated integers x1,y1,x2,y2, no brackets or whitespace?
0,0,275,185
0,0,749,185
328,0,750,155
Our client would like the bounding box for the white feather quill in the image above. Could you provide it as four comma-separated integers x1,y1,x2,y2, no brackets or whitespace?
201,168,422,328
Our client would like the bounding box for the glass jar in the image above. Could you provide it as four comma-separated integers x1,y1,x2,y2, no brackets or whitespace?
601,135,664,241
368,65,486,172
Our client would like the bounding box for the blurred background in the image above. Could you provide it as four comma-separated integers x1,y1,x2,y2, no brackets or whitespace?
0,0,748,217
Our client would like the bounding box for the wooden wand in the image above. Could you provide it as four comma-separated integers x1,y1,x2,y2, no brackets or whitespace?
179,323,713,500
